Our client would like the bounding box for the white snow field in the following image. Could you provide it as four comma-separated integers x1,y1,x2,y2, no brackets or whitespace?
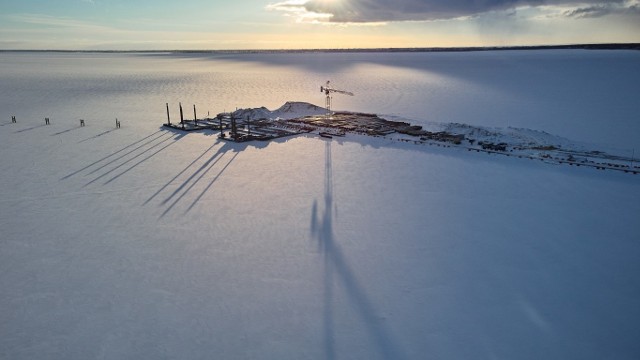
1,51,639,359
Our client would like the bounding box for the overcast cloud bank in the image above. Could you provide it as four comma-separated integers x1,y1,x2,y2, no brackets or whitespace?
268,0,640,23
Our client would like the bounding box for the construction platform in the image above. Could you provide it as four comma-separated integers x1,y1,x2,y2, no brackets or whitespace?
164,114,314,142
161,106,639,175
289,112,464,144
164,109,464,143
163,118,221,132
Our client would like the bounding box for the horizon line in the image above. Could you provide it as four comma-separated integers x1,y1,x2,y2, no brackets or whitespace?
1,43,639,53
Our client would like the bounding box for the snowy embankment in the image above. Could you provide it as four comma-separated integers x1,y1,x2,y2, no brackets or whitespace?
230,102,639,173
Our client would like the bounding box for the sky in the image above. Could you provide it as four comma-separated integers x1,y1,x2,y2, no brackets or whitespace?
0,0,639,50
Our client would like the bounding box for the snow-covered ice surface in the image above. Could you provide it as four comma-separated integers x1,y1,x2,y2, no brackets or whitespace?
1,51,640,359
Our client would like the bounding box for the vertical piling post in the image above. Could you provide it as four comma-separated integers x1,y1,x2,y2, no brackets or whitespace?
166,103,171,125
179,102,184,130
11,116,16,123
193,104,197,126
231,113,237,139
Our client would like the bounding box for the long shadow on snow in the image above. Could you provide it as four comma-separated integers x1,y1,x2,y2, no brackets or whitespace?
77,129,117,144
143,141,219,206
83,131,175,187
159,140,248,218
184,148,241,214
139,51,525,91
85,131,169,177
103,132,186,185
13,124,49,133
311,140,407,360
51,126,84,136
61,130,163,180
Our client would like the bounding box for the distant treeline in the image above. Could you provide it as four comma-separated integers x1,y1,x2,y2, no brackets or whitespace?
2,43,639,54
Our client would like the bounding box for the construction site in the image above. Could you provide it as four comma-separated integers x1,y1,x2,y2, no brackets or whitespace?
163,106,315,142
160,81,638,174
161,80,465,143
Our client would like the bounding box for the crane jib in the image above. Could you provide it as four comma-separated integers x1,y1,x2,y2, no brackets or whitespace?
321,81,355,115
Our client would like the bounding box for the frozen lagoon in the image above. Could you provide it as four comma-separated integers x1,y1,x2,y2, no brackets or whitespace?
1,50,639,359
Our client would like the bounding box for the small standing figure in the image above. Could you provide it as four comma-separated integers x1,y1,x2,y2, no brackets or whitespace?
45,117,50,125
116,118,121,129
11,116,16,123
80,119,85,127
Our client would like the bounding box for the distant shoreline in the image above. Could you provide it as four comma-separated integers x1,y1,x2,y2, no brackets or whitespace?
1,43,639,54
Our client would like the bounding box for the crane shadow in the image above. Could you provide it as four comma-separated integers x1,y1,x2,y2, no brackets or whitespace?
310,140,406,360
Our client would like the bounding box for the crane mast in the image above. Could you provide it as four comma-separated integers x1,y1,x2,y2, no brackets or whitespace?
320,81,354,116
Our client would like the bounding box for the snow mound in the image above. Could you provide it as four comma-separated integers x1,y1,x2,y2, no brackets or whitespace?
445,123,579,149
229,102,325,121
230,106,273,121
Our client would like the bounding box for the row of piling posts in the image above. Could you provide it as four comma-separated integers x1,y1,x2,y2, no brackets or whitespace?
165,103,202,129
10,115,121,129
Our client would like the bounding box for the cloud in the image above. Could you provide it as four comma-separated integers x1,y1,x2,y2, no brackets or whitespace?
562,1,640,18
268,0,640,23
10,14,107,29
563,5,614,18
266,1,334,23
